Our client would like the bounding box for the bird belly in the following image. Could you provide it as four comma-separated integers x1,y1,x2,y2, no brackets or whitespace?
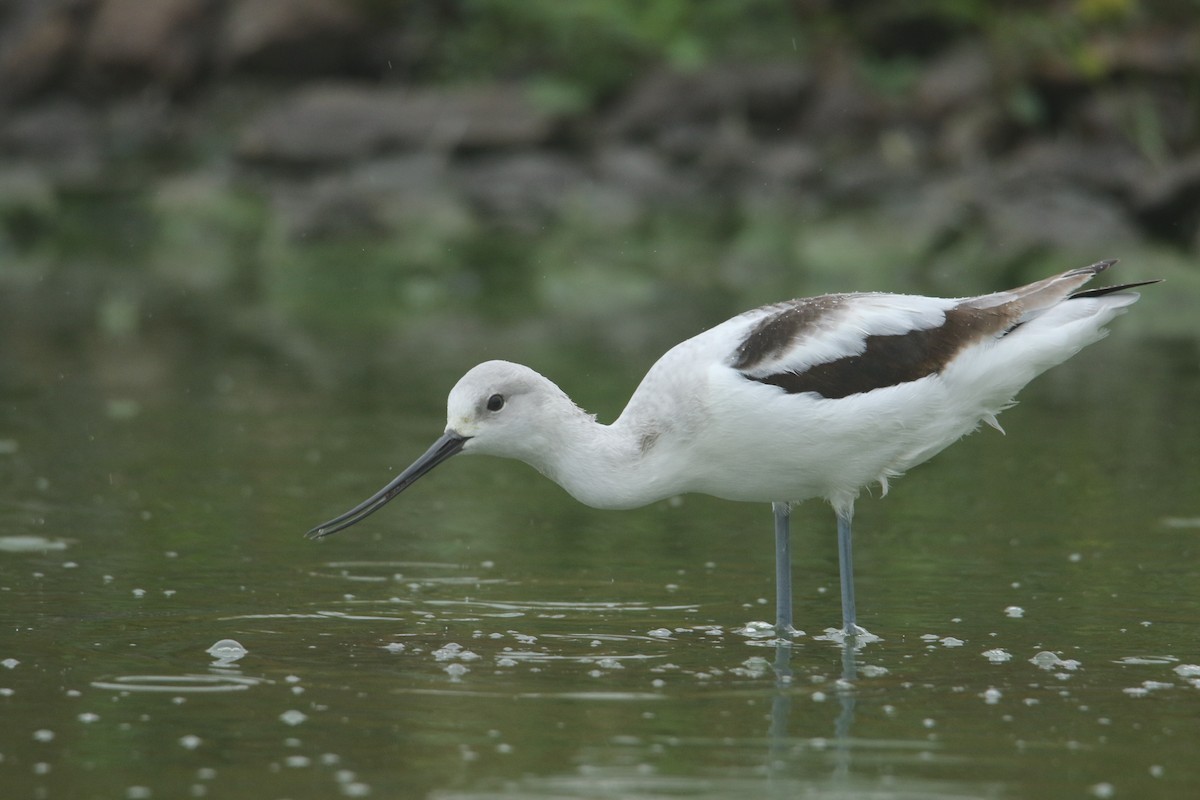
684,370,1001,506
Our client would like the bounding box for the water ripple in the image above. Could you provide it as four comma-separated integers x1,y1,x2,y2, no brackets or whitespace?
91,674,268,693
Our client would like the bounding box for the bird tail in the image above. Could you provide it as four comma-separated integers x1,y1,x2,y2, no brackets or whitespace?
963,259,1107,316
1069,278,1162,299
944,259,1157,417
964,259,1159,324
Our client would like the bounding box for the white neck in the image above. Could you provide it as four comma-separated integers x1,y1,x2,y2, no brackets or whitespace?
517,403,676,511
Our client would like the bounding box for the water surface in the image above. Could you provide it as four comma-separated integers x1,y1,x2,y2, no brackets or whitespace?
1,326,1198,799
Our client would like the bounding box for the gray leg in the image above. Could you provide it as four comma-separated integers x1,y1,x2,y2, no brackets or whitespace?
773,502,793,635
836,509,858,636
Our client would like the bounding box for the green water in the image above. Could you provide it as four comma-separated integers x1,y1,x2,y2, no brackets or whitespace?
2,316,1198,799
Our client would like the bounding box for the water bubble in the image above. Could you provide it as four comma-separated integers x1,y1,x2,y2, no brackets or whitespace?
2,658,19,669
33,729,55,742
983,648,1013,663
433,643,479,662
1004,606,1025,618
1089,782,1115,798
982,687,1003,704
647,628,673,638
179,735,202,750
205,639,247,663
279,710,308,726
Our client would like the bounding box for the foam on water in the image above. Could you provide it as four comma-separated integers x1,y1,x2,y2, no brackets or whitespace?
816,626,881,645
1029,651,1081,671
0,536,70,552
732,620,776,639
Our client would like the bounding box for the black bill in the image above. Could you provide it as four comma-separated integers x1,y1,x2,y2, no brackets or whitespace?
306,431,468,540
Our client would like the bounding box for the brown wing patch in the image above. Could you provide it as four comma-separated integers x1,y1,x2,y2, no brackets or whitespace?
731,295,847,372
747,304,1017,399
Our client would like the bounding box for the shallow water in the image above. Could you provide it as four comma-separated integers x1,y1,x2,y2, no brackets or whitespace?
2,326,1199,799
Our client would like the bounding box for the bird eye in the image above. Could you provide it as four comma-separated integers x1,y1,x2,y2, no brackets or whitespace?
486,394,505,412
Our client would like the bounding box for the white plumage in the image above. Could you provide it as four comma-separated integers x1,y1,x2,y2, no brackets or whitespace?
309,260,1154,639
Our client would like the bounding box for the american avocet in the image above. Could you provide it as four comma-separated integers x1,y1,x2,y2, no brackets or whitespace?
308,260,1155,638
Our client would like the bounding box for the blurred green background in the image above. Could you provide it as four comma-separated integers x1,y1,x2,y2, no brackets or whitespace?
1,0,1197,399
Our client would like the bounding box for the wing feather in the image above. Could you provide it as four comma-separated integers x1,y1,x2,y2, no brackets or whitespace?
731,293,989,398
728,260,1137,400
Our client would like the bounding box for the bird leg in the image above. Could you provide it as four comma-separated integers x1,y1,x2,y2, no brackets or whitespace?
836,508,859,637
772,502,793,635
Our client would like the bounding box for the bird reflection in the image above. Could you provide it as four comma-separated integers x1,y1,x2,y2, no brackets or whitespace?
768,637,862,785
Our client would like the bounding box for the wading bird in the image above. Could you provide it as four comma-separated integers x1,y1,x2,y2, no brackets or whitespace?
308,260,1154,638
